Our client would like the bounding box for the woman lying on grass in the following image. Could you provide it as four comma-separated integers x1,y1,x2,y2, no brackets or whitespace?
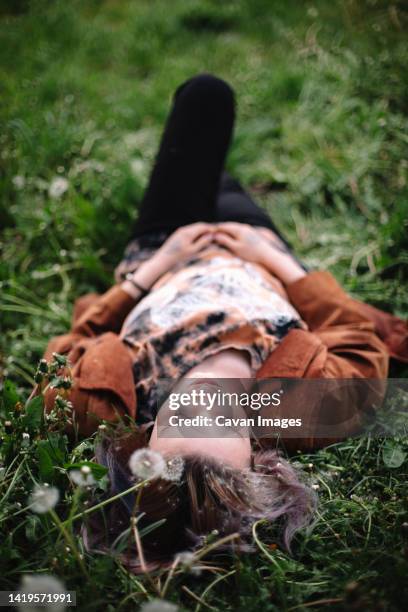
35,74,407,571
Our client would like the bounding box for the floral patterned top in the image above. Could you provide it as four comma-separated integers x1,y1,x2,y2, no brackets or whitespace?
115,229,306,423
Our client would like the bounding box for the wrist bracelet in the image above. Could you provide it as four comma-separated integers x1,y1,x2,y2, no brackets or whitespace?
125,273,149,297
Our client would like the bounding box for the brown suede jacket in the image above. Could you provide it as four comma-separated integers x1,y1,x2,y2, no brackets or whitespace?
37,270,408,452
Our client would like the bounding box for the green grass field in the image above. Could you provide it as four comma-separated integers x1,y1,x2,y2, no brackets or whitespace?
1,0,408,610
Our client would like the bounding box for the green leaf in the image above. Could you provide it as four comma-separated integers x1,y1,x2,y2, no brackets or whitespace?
63,460,108,480
23,395,44,433
36,441,55,482
48,432,68,464
36,433,68,482
382,441,407,468
0,380,20,415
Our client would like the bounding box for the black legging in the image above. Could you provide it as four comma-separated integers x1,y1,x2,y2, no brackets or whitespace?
132,73,304,265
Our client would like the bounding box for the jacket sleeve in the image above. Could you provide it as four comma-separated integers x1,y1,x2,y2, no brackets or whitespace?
71,285,138,337
258,270,389,379
36,285,139,438
256,270,389,452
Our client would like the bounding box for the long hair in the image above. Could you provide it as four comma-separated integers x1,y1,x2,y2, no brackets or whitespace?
81,424,317,572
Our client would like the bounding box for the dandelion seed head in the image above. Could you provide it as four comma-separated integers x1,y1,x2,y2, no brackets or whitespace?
139,599,179,612
12,175,25,190
19,573,66,612
69,469,96,487
163,455,184,483
176,551,202,576
177,551,195,566
29,484,59,514
48,177,69,199
128,448,166,481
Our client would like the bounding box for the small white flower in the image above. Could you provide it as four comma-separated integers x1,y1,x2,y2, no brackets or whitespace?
12,175,25,190
22,432,31,448
177,551,195,566
307,7,318,18
69,467,96,487
18,574,66,612
130,157,147,179
176,550,201,575
164,456,185,482
29,484,59,514
128,449,166,481
48,177,69,199
139,599,178,612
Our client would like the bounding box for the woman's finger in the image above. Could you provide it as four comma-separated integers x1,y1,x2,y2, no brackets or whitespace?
214,223,243,239
213,232,238,252
191,232,214,252
185,222,214,239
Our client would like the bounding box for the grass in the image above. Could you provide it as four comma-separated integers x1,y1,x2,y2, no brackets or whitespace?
1,0,408,610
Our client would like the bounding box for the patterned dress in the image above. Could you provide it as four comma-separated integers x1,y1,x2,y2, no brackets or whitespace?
115,229,306,424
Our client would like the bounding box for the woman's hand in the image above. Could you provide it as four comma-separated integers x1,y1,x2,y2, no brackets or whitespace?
213,221,306,286
213,222,270,265
155,222,215,269
121,223,215,298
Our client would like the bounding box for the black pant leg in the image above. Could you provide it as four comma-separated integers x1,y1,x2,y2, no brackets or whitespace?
132,74,235,237
215,172,275,229
216,172,309,271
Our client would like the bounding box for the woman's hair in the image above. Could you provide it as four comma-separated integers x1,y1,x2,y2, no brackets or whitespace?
81,424,317,572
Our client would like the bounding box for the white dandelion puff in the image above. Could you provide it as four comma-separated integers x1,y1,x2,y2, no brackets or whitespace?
130,157,148,180
139,599,179,612
48,177,69,199
22,432,31,448
128,449,166,481
12,175,25,190
29,483,59,514
164,456,185,482
176,550,202,575
69,466,96,487
18,574,66,612
177,551,195,566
